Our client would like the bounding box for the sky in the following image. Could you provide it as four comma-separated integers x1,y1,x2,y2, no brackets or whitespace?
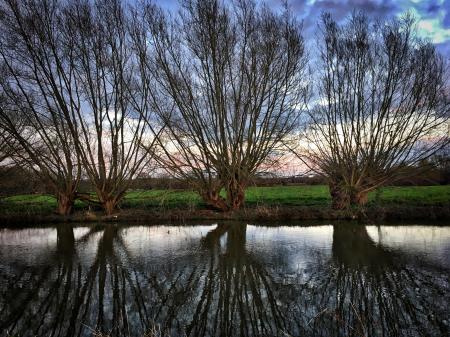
157,0,450,59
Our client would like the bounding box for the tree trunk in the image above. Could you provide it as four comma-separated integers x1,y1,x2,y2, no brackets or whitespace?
225,180,246,210
329,182,369,210
200,189,228,211
329,183,350,210
102,198,118,216
201,183,246,211
351,190,369,206
56,192,75,216
96,188,123,215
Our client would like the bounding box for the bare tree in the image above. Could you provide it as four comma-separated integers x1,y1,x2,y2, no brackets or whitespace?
297,12,449,209
0,111,80,216
0,0,156,215
58,0,155,215
136,0,309,211
0,10,81,215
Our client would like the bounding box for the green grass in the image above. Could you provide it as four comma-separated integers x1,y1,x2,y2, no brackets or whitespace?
0,194,85,214
121,185,332,209
1,185,449,215
123,189,202,209
245,185,331,206
370,185,450,204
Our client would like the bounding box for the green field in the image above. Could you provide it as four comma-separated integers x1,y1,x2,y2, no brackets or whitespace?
1,185,449,215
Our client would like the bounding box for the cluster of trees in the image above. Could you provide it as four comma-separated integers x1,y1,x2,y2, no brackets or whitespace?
0,0,448,215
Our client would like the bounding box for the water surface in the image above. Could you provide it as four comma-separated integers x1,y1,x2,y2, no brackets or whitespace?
0,223,449,337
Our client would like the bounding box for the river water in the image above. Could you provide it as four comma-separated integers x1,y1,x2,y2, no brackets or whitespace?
0,222,449,337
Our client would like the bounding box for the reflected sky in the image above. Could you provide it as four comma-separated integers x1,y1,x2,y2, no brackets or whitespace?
367,226,450,267
0,223,449,337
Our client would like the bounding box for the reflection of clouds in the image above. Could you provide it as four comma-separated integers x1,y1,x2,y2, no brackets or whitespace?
73,227,91,240
246,225,332,248
75,230,104,264
0,227,104,267
0,228,56,246
367,225,450,267
121,225,216,256
246,225,333,275
0,228,57,267
2,225,449,271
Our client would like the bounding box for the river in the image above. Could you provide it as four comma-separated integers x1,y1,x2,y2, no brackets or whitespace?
0,222,449,337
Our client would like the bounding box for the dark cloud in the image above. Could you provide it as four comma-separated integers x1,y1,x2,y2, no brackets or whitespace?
298,0,398,20
262,0,405,54
426,0,441,15
443,0,450,28
156,0,450,55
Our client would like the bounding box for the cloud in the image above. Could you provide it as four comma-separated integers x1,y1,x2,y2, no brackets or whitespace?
157,0,450,60
444,0,450,28
276,0,450,60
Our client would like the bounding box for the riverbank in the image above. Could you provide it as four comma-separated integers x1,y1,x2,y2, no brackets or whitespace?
1,185,449,225
1,205,450,226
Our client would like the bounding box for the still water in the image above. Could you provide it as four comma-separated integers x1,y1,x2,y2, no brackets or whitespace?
0,223,449,337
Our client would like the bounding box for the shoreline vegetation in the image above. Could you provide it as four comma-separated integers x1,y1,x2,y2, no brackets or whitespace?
1,185,449,225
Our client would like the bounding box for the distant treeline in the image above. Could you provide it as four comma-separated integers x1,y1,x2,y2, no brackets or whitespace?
1,159,448,197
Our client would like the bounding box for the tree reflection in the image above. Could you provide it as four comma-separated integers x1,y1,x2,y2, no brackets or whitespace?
0,224,449,337
185,223,290,337
296,224,450,337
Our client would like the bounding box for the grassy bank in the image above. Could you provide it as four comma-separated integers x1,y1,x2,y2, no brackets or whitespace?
1,185,449,223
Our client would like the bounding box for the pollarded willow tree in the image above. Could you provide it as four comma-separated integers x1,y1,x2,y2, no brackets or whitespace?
59,0,155,214
0,0,157,215
300,12,449,210
0,18,81,216
138,0,309,211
